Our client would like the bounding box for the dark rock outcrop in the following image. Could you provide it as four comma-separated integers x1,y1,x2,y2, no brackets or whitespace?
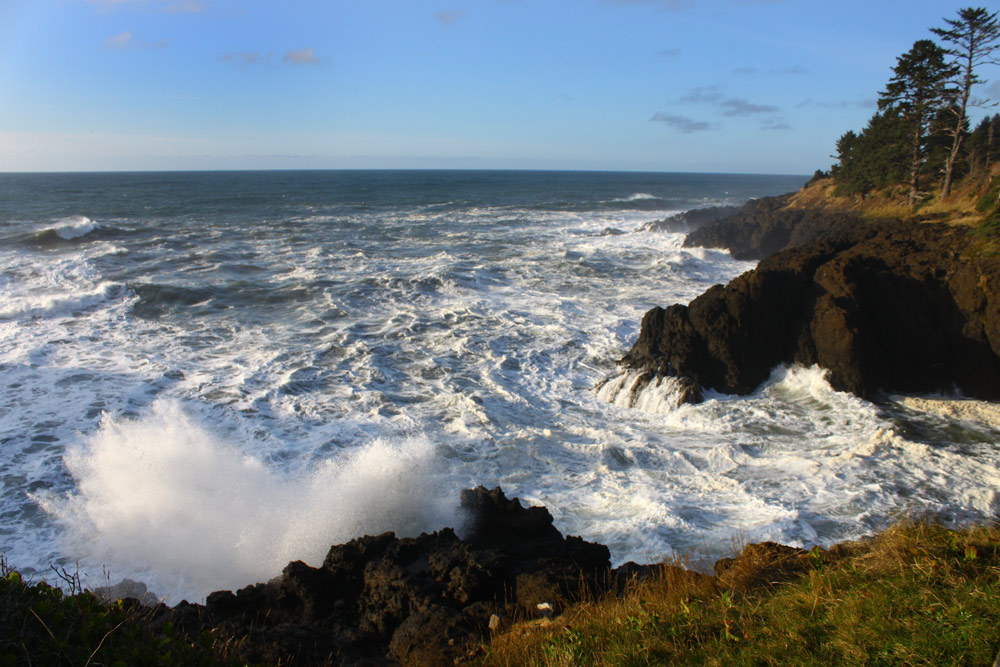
623,218,1000,401
682,194,869,260
641,204,741,234
154,487,611,666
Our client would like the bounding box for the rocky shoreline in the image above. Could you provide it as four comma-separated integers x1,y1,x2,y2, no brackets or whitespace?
124,486,826,666
134,487,655,665
623,194,1000,401
88,195,1000,665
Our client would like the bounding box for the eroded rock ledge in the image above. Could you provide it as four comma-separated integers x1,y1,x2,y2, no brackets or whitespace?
624,199,1000,401
151,487,613,666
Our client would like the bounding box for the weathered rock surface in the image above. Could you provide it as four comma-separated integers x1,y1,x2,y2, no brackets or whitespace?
641,204,741,234
153,487,611,666
682,194,868,260
624,217,1000,401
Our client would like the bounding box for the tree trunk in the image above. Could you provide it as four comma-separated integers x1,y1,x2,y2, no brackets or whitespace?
941,131,963,199
909,125,922,206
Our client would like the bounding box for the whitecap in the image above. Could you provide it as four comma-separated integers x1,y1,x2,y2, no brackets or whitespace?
34,399,462,603
51,216,98,240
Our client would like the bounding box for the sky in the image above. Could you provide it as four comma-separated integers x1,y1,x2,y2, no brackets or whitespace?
1,0,998,174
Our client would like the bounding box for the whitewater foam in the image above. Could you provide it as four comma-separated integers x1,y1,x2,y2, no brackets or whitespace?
35,400,461,603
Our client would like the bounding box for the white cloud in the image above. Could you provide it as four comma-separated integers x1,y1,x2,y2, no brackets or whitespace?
104,31,134,49
104,31,168,50
283,48,320,66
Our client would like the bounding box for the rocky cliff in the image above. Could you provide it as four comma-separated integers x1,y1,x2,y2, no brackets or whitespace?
624,198,1000,401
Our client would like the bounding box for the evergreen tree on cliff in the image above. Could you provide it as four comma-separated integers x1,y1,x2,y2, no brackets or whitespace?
833,110,910,195
878,40,958,205
931,6,1000,198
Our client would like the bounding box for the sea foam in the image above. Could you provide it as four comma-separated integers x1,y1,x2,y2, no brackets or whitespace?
35,399,461,603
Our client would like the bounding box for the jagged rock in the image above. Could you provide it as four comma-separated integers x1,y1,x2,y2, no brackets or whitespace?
623,217,1000,401
641,204,741,234
92,578,160,606
160,487,611,666
683,195,867,259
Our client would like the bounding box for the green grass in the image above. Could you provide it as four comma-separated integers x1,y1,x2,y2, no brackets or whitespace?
3,521,998,666
0,558,236,667
479,521,1000,666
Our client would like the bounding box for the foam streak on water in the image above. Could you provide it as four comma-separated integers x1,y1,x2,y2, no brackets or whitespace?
1,170,997,602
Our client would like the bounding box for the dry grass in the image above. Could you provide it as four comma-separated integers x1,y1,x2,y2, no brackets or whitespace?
478,521,1000,667
786,176,996,227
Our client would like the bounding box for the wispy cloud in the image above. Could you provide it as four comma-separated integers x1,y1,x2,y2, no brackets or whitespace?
677,85,779,117
733,67,758,75
679,85,725,103
718,97,779,116
435,9,468,25
650,112,717,133
283,48,320,66
760,118,791,130
104,31,169,50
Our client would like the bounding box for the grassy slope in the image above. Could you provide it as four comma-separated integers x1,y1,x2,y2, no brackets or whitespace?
479,521,1000,667
787,171,1000,228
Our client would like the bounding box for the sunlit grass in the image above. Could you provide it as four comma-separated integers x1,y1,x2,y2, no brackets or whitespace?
479,521,1000,667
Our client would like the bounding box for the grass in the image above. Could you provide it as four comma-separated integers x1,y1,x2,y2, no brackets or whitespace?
786,176,994,226
2,521,997,666
0,557,237,667
478,521,1000,667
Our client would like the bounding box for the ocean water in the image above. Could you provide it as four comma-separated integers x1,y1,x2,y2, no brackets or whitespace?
2,170,998,603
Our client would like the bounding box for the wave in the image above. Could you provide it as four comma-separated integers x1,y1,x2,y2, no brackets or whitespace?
613,193,660,202
34,399,462,603
594,370,698,413
29,216,100,246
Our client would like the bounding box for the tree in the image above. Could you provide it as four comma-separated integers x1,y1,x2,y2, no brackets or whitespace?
878,40,958,205
931,7,1000,198
832,111,910,196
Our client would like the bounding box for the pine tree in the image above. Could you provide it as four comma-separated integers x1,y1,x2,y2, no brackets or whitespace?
833,111,910,196
878,40,958,205
931,7,1000,198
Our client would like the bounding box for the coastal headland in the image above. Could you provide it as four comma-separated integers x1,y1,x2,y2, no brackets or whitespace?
6,176,1000,665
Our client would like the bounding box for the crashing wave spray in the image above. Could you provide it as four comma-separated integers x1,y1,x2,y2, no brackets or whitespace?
34,399,461,603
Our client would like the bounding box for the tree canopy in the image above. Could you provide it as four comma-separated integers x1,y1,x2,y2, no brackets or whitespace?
831,7,999,204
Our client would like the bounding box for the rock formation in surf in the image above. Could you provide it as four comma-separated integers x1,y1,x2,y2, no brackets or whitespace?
640,204,740,234
621,197,1000,401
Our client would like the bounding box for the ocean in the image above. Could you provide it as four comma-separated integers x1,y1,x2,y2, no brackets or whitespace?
2,169,998,603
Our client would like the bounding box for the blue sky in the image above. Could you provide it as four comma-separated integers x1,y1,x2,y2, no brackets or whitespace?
1,0,996,174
